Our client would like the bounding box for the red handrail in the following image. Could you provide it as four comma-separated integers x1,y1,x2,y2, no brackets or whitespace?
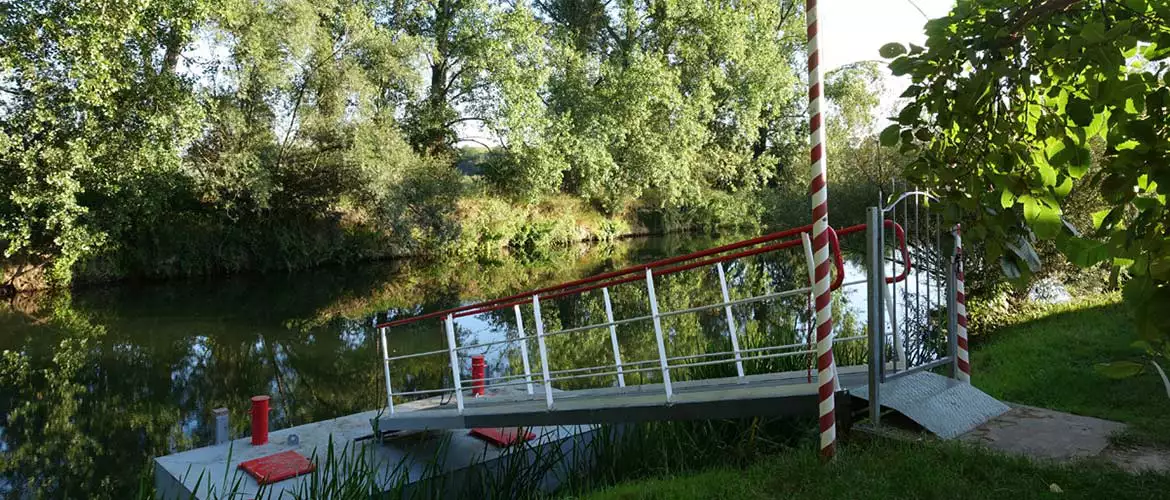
375,223,814,328
452,227,846,318
375,221,910,329
834,220,911,284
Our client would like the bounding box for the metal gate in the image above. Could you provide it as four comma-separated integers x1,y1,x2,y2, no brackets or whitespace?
863,190,968,425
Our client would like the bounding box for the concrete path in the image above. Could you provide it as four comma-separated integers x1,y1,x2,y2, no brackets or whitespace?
959,404,1170,473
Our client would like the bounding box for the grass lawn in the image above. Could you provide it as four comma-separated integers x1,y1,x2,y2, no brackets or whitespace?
583,439,1170,500
577,294,1170,499
971,293,1170,446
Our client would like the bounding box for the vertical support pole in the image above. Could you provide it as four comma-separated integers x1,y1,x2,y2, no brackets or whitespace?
444,315,465,414
866,207,885,427
715,263,745,380
213,408,230,445
936,213,943,308
924,201,933,342
644,269,673,402
902,183,911,361
914,190,921,338
885,283,908,369
954,225,971,383
513,305,534,395
946,236,960,381
889,183,899,373
602,287,626,387
532,295,555,410
379,327,395,415
806,0,837,459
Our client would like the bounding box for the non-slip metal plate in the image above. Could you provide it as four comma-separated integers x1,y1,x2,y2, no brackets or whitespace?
853,371,1009,439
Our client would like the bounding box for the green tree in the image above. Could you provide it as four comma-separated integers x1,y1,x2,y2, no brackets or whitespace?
498,0,806,214
882,0,1169,356
1,0,208,287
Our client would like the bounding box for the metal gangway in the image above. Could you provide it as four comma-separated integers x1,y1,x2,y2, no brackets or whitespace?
368,193,1009,441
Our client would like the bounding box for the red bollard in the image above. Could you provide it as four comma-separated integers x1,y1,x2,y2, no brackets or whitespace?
471,355,486,396
251,395,270,445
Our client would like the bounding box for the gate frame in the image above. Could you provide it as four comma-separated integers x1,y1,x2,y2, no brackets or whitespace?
865,192,963,429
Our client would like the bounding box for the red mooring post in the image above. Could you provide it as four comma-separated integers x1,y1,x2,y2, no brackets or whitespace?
251,395,270,445
471,355,486,396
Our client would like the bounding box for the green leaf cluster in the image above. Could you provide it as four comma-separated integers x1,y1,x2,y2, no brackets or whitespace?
884,0,1170,354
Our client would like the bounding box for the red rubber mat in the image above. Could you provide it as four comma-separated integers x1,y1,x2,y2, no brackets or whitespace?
469,427,536,447
238,450,316,485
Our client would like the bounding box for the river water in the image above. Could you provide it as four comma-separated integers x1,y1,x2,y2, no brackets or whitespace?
0,233,947,498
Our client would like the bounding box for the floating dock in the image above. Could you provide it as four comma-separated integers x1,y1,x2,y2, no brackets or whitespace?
154,387,597,499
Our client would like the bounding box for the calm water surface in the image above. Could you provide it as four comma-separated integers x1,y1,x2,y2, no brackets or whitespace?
0,233,945,498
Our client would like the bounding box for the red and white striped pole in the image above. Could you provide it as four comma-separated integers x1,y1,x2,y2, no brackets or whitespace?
806,0,837,460
954,225,971,383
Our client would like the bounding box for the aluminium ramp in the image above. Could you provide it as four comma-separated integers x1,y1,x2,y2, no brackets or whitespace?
853,371,1010,439
373,367,871,432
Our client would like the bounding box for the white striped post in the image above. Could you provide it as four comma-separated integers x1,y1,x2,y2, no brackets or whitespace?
954,225,971,383
806,0,838,460
801,233,839,392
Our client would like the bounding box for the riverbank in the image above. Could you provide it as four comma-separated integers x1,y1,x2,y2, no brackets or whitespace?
4,192,751,293
578,294,1170,498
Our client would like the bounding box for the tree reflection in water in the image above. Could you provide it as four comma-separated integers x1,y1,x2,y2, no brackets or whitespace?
0,234,885,499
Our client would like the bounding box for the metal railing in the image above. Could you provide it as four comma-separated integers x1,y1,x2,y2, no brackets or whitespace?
865,189,963,427
373,220,914,416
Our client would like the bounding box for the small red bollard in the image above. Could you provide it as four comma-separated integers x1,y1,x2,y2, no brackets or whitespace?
251,395,270,445
471,355,486,396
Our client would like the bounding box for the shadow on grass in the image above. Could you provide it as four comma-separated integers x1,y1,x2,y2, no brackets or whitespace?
971,295,1170,446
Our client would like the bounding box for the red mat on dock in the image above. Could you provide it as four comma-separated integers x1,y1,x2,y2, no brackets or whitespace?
470,427,536,447
238,450,316,485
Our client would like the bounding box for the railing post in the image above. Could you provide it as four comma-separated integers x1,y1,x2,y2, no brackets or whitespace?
513,304,535,395
947,231,960,381
866,207,886,427
532,295,555,410
885,284,908,369
644,269,673,402
443,314,465,414
715,263,745,380
379,326,395,415
602,287,626,387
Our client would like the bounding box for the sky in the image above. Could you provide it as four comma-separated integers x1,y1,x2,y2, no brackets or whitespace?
820,0,954,72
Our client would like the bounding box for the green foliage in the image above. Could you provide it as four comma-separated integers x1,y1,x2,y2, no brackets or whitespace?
486,0,808,214
884,0,1170,355
2,0,885,288
0,0,207,285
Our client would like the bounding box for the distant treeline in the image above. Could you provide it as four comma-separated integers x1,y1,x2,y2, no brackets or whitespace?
0,0,890,289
